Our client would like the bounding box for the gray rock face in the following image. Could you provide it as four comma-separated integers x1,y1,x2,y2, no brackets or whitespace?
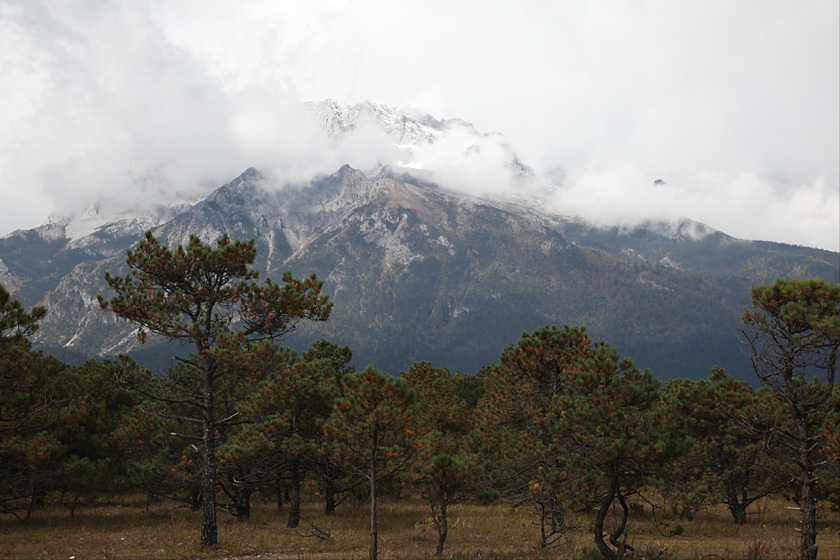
1,102,837,378
1,162,835,381
304,99,449,148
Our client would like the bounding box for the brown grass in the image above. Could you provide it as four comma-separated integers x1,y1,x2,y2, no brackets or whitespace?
0,493,837,560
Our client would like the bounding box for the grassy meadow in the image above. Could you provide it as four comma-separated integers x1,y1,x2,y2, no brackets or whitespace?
1,492,838,560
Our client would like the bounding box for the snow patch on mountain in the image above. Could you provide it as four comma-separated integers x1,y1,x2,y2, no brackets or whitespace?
304,99,448,151
45,197,202,244
304,99,552,204
1,216,67,243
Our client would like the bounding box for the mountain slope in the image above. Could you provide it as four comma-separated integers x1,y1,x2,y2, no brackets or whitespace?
281,176,752,378
560,220,839,285
4,165,835,381
2,101,836,382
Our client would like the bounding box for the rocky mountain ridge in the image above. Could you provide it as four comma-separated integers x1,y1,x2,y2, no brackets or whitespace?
304,99,452,149
1,101,837,379
1,163,837,381
305,99,543,198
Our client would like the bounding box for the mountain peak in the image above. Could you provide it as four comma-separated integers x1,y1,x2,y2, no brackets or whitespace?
2,161,835,382
237,167,263,183
304,99,449,149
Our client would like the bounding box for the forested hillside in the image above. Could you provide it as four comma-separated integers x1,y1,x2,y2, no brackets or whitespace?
2,236,838,560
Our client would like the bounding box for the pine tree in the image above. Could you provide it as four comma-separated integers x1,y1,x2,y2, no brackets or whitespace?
475,325,594,547
0,284,64,518
324,367,417,560
98,232,331,546
547,343,686,560
401,361,483,556
223,340,351,526
741,278,840,560
665,368,787,525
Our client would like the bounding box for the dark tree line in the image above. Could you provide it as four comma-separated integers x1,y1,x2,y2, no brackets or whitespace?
1,233,838,560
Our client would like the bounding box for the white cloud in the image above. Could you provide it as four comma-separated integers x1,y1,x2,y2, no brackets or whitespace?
552,162,840,250
407,124,524,197
0,0,837,251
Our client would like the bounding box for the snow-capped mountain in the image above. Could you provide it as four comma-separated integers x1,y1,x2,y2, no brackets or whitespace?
304,99,451,148
0,101,837,380
304,100,544,201
15,100,544,255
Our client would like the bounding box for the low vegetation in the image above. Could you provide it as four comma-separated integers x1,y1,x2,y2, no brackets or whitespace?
1,492,837,560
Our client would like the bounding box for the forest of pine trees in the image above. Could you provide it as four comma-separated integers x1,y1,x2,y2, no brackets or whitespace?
1,233,838,560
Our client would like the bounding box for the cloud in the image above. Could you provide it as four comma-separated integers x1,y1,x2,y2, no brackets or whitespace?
0,1,418,228
0,1,382,226
552,161,839,250
405,124,526,197
2,1,237,221
0,0,837,251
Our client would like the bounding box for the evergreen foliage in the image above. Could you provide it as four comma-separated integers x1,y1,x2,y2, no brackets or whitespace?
324,367,417,560
741,278,840,560
401,361,484,556
2,267,839,559
98,231,331,545
0,286,62,517
475,325,596,547
665,368,787,525
546,342,687,559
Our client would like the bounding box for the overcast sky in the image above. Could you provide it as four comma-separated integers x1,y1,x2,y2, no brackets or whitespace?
1,0,838,250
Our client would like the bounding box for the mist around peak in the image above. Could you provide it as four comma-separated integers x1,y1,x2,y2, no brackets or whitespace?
1,1,837,250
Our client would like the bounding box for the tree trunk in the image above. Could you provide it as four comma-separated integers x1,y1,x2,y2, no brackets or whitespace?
191,484,201,511
32,481,45,509
611,490,632,559
800,469,818,560
434,502,448,556
324,476,337,515
70,491,80,519
797,416,819,560
593,476,633,560
275,477,285,511
287,460,302,529
369,429,378,560
234,483,251,521
593,481,617,560
25,485,37,519
724,481,748,525
201,371,218,547
549,492,567,538
538,499,548,548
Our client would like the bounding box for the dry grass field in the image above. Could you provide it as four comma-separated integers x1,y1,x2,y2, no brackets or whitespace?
1,493,838,560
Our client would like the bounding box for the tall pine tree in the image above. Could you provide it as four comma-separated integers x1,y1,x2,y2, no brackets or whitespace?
99,232,331,546
741,278,840,560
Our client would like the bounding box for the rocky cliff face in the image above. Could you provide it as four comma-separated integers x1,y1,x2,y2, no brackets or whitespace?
304,99,449,148
2,162,836,380
2,100,838,380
